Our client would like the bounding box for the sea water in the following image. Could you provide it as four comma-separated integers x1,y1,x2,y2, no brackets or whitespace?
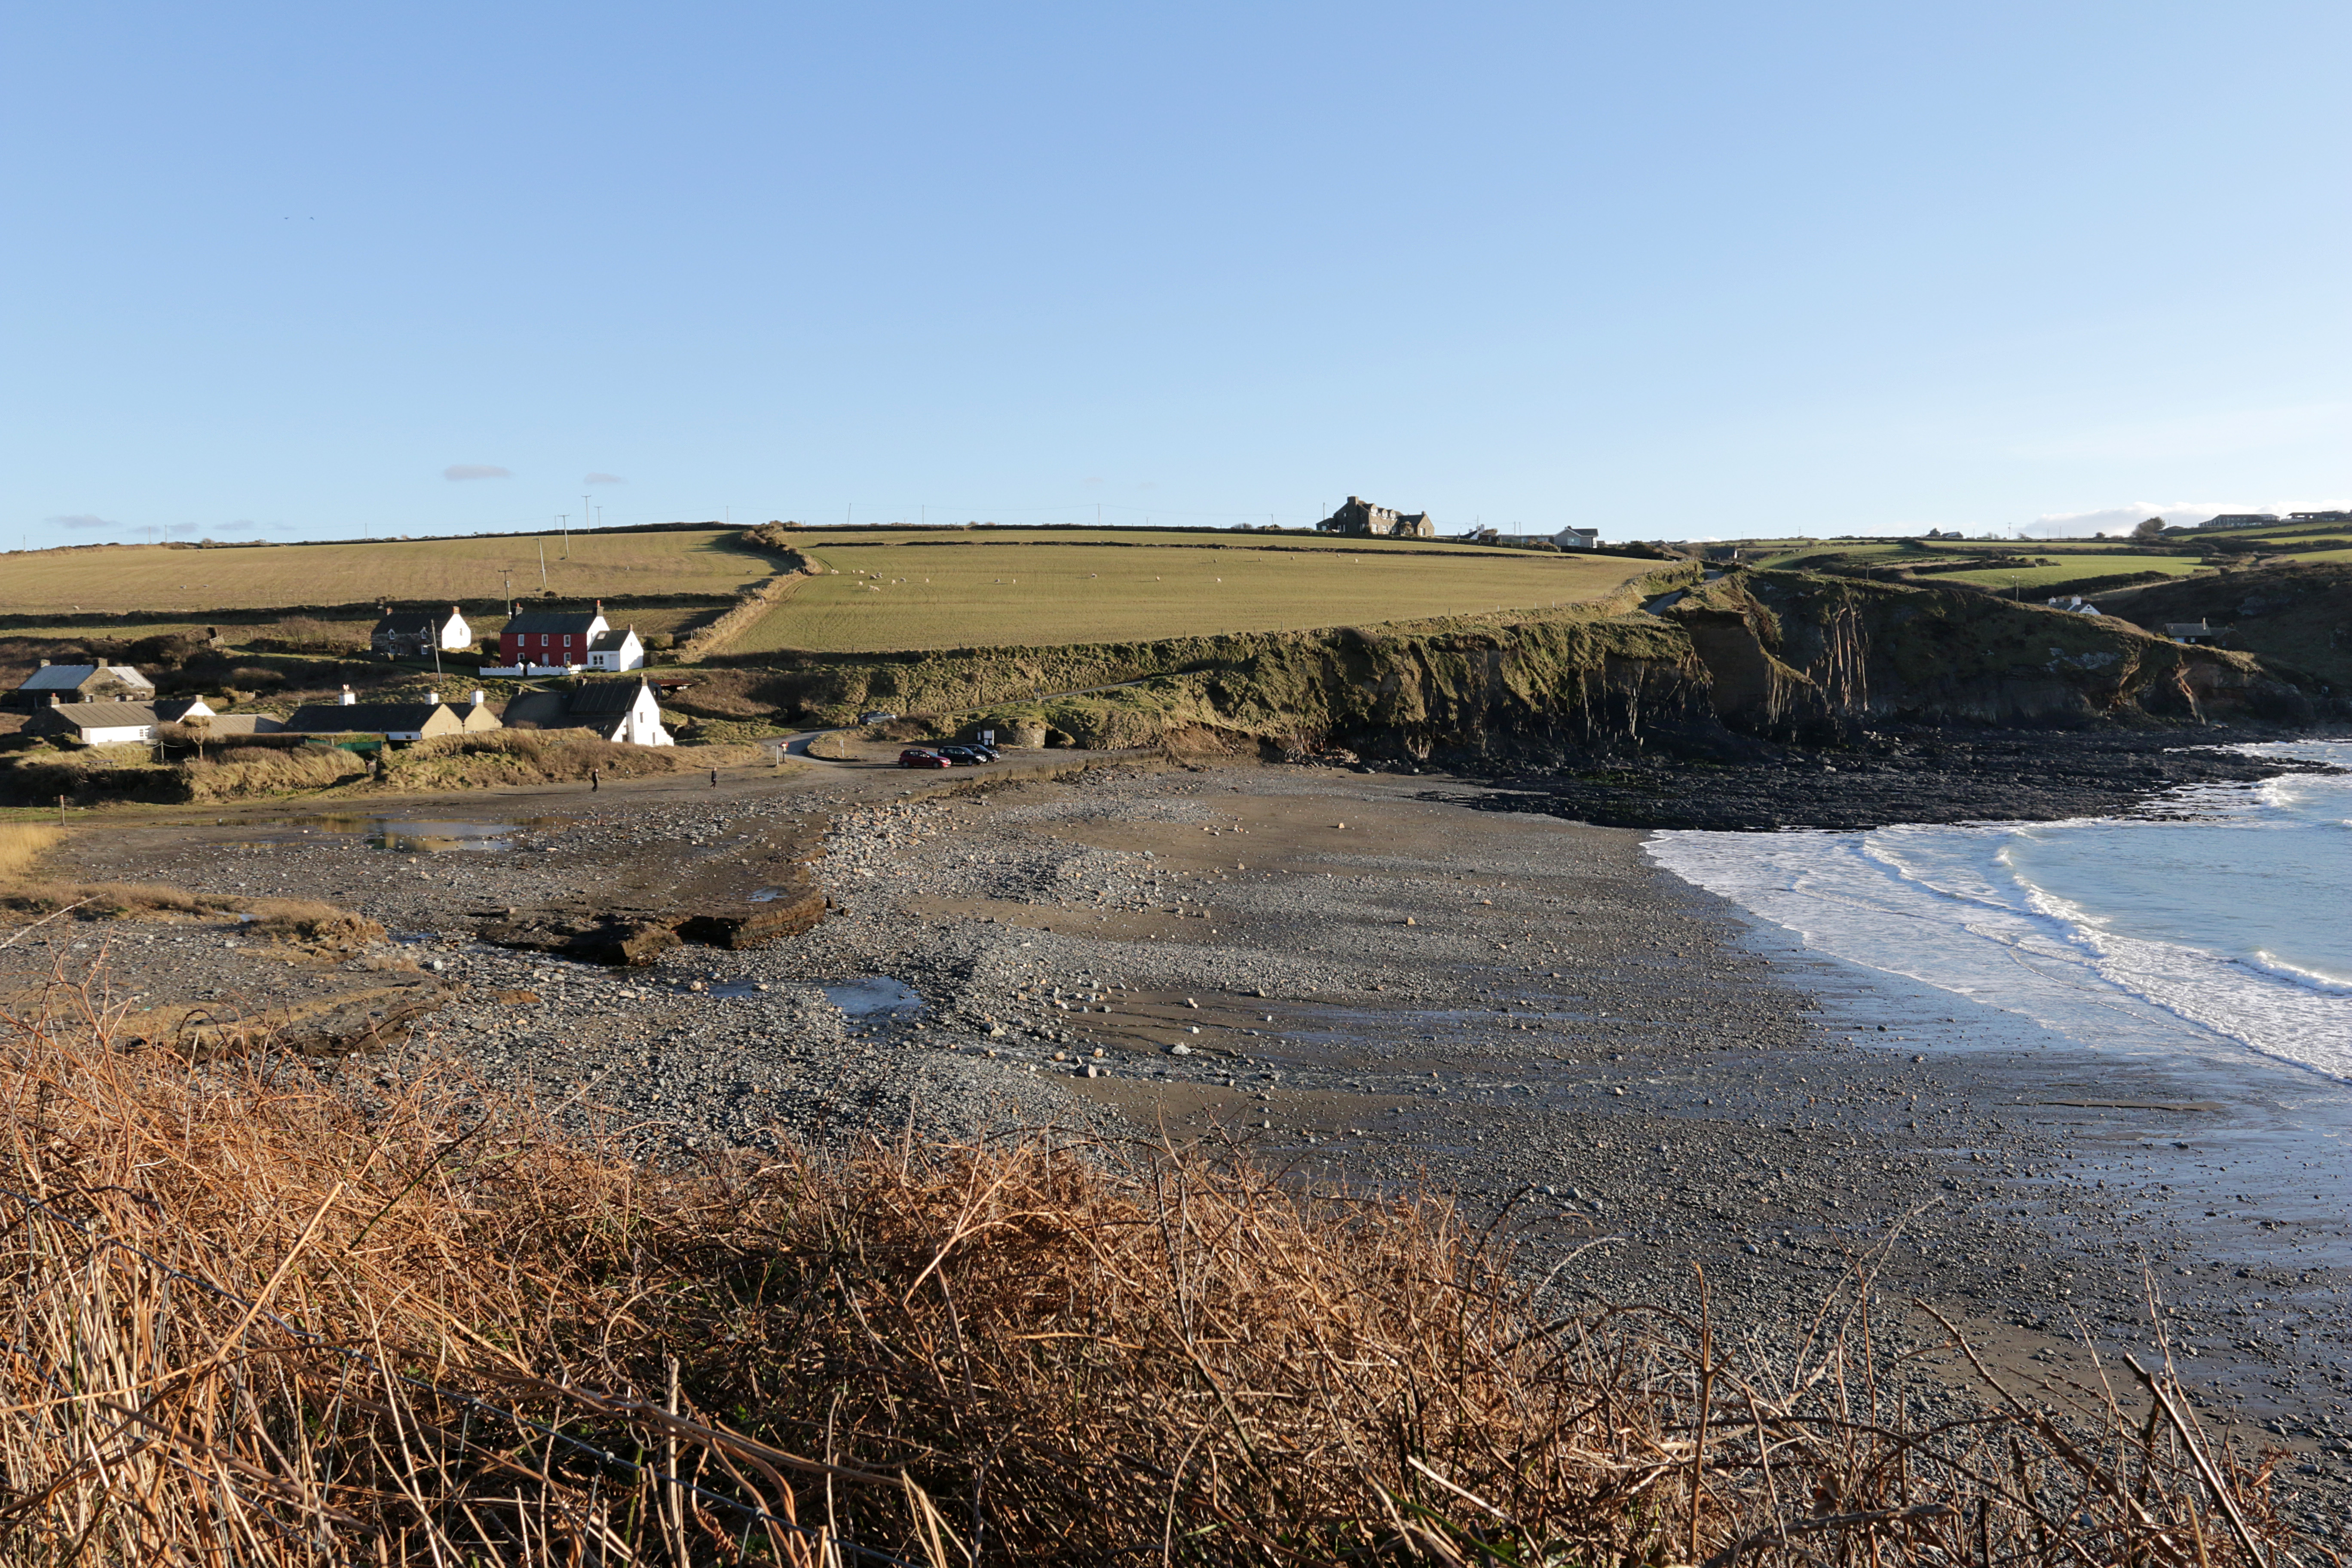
1645,741,2352,1085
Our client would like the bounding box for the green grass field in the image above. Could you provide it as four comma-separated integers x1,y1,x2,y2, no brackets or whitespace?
735,539,1649,652
1928,555,2210,592
0,530,767,614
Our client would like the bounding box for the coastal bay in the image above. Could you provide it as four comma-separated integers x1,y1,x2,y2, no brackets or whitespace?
14,745,2349,1535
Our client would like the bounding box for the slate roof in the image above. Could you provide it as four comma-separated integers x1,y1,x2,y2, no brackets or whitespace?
503,610,605,637
281,703,453,734
371,608,462,637
587,628,638,651
498,680,648,731
15,664,153,693
495,692,570,729
31,701,161,731
565,680,651,717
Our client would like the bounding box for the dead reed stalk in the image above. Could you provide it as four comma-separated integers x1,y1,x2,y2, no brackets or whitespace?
0,979,2309,1565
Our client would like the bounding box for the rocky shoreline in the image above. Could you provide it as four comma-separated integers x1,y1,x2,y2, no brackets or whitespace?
1475,723,2346,830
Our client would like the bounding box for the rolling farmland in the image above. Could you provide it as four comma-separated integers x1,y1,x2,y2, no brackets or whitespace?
0,530,768,615
1927,555,2208,592
735,538,1651,653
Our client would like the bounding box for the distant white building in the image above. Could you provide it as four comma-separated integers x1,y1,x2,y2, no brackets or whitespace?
1554,527,1600,549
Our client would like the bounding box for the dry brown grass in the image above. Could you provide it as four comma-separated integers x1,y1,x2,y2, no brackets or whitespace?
0,985,2308,1566
0,823,60,879
177,744,372,799
0,877,383,955
382,728,770,788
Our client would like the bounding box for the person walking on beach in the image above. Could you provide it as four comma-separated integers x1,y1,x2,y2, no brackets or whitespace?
590,767,599,792
710,767,718,787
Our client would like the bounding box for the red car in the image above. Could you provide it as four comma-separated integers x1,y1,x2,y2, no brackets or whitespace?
898,748,952,768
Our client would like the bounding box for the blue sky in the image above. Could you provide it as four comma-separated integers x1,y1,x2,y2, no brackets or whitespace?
5,1,2346,548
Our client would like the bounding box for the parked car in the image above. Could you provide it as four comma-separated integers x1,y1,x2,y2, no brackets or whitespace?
936,745,992,766
897,748,952,769
861,711,899,725
962,741,1001,761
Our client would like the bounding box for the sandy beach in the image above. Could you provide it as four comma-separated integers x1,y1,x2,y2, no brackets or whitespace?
14,747,2348,1534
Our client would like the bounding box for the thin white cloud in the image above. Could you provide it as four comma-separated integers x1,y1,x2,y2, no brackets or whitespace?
153,521,261,538
50,513,118,531
2023,499,2352,537
444,464,512,481
2023,503,2220,538
584,472,626,485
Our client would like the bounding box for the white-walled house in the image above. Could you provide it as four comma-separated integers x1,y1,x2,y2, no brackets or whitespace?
585,625,646,671
24,701,168,744
370,605,473,658
500,677,673,745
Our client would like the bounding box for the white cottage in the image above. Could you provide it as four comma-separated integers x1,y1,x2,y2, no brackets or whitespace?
500,678,673,745
585,625,646,671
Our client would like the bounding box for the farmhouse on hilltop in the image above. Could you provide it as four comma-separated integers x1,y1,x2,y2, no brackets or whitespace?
280,687,503,743
501,677,673,745
1314,496,1436,539
370,605,472,658
5,662,156,711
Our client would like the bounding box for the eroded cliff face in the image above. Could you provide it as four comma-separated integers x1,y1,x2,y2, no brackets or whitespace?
1658,573,2308,736
706,568,2312,759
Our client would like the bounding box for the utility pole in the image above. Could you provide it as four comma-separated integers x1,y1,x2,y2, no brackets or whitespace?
539,539,548,590
558,514,569,558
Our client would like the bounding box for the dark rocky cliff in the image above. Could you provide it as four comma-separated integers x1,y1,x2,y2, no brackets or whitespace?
690,568,2319,761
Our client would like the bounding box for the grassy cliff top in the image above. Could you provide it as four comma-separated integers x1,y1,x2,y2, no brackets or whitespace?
734,538,1651,653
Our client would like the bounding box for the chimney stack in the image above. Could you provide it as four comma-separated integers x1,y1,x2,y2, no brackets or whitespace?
469,689,485,708
426,690,440,706
338,685,356,706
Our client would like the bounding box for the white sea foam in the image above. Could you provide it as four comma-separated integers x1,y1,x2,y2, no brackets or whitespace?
1646,741,2352,1085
